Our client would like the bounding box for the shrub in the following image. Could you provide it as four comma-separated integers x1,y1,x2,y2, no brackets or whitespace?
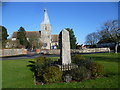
34,56,46,78
70,66,91,81
43,66,63,83
43,59,54,67
72,54,86,64
35,56,46,64
71,54,104,79
77,59,92,69
35,58,54,81
72,54,92,68
89,62,104,78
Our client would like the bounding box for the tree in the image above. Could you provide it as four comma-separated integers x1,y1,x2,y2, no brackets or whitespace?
66,28,77,49
5,39,20,48
98,20,120,53
1,26,9,41
59,28,77,49
17,27,28,48
0,26,9,48
85,32,99,46
29,36,43,50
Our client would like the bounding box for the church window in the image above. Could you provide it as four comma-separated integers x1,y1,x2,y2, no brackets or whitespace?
43,43,47,47
45,26,47,30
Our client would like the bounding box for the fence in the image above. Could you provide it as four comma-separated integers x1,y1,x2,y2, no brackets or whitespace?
57,64,78,71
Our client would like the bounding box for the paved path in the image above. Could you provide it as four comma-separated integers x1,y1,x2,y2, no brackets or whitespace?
1,54,60,60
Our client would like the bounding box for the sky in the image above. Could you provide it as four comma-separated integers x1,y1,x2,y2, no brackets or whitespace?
2,2,118,44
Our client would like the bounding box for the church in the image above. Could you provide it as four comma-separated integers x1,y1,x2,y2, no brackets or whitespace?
12,9,59,49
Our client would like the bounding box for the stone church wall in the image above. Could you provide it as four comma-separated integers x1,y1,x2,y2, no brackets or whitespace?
0,49,27,57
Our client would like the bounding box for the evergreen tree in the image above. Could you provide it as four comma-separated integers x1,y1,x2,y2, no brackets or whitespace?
66,28,77,49
0,26,9,48
17,27,28,48
59,28,77,49
0,26,9,41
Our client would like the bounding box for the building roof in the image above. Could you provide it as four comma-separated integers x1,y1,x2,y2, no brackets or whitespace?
12,31,59,42
41,9,50,24
51,34,59,42
12,31,41,38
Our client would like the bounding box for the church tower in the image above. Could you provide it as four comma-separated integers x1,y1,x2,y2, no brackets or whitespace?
40,9,51,49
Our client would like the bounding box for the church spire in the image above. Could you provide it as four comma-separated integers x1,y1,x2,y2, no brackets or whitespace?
41,9,50,24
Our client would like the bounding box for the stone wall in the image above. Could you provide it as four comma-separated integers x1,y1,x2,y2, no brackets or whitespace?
40,48,110,55
71,48,110,54
0,49,27,57
40,49,60,54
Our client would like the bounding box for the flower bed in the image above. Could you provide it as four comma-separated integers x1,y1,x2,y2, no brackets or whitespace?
28,55,104,85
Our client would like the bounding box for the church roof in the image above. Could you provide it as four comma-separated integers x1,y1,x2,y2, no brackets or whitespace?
12,31,41,38
12,31,59,42
41,9,50,24
51,34,59,42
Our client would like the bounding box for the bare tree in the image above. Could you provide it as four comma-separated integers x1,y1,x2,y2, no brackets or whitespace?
28,35,43,50
98,20,120,53
4,39,21,49
85,32,99,45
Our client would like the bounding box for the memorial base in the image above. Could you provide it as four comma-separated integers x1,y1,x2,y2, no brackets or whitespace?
55,64,78,71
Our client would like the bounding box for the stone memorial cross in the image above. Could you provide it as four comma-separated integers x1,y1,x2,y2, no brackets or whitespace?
60,29,71,65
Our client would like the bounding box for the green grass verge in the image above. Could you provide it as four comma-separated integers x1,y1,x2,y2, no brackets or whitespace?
2,53,119,88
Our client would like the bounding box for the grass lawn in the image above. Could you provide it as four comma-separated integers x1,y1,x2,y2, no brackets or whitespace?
2,53,119,88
